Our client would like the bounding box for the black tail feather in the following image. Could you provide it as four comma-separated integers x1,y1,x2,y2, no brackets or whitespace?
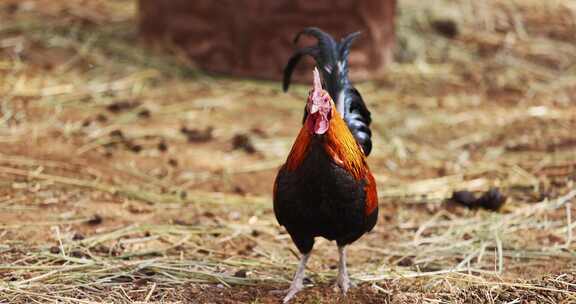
283,46,319,92
338,31,362,68
283,27,374,156
294,27,338,66
290,28,339,97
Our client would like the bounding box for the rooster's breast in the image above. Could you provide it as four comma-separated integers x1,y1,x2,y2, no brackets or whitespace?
274,141,376,249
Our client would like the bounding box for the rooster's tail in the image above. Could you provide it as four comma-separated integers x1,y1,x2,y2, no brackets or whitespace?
283,27,373,156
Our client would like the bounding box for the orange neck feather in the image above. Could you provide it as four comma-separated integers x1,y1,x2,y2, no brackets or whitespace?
324,106,367,179
285,126,312,171
285,105,367,180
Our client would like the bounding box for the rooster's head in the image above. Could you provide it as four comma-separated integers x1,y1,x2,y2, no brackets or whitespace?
306,67,333,135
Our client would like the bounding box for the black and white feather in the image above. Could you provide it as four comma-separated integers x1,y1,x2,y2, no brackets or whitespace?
283,27,373,156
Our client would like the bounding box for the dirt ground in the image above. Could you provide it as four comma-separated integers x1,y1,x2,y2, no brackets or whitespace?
1,0,576,303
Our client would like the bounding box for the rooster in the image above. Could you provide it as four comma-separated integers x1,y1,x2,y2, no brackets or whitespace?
273,28,378,303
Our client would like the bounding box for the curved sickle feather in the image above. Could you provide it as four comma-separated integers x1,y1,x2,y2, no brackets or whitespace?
339,31,362,63
294,27,338,70
283,46,320,92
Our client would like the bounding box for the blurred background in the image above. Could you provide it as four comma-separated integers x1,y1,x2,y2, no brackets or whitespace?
1,0,575,303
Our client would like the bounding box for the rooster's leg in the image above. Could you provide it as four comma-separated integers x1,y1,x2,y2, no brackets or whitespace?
336,245,351,294
282,252,311,303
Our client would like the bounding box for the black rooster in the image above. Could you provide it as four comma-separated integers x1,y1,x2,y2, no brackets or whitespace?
274,28,378,303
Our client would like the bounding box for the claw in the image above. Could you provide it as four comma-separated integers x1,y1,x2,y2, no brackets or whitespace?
269,284,305,303
283,283,304,303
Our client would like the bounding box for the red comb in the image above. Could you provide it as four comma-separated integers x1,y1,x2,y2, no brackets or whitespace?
313,67,322,92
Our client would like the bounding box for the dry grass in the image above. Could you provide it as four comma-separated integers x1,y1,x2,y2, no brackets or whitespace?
1,0,576,303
